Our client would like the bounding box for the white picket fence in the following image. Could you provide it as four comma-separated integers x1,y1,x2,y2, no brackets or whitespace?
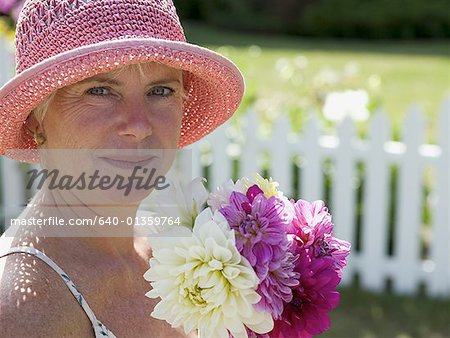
0,36,449,297
174,102,449,298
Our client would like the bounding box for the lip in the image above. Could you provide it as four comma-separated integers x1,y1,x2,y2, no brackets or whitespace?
98,156,157,170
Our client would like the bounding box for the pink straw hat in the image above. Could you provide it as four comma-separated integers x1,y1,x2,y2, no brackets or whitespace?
0,0,245,163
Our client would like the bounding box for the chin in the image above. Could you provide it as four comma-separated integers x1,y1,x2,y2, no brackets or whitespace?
98,187,155,206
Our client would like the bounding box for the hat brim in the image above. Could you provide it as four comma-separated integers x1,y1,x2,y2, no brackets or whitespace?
0,38,245,163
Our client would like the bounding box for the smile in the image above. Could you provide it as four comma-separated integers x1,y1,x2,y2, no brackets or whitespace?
98,156,157,170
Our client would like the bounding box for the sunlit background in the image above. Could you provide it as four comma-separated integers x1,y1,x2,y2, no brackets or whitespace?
0,1,449,337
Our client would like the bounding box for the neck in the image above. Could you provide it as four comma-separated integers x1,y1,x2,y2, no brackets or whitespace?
16,189,144,256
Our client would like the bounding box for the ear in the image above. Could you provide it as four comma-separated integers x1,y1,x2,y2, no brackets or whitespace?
24,112,40,134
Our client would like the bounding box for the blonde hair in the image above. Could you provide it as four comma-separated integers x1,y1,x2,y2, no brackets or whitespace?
32,90,58,124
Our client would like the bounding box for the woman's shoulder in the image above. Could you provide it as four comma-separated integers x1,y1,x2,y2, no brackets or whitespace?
0,239,93,337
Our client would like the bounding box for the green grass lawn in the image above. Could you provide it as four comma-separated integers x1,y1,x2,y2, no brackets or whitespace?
324,286,450,338
183,22,449,143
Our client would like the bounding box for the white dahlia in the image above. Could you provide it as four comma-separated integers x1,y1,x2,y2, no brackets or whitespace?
207,178,246,212
144,208,274,338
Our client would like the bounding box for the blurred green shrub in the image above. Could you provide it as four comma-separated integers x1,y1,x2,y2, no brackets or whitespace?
174,0,450,39
300,0,450,39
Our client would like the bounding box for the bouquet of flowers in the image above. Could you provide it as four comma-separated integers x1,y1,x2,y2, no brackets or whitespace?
144,174,351,338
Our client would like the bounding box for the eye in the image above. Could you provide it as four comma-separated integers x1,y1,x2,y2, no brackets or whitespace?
150,86,174,97
87,87,111,96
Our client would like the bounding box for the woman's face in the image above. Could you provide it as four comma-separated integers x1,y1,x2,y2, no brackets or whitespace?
42,62,184,151
34,62,184,204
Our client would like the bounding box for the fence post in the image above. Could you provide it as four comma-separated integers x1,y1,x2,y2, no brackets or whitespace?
210,123,231,189
240,111,261,178
176,144,201,184
0,36,14,85
360,110,391,292
270,115,293,197
429,97,450,296
1,158,25,232
299,116,323,201
394,107,424,294
332,117,357,285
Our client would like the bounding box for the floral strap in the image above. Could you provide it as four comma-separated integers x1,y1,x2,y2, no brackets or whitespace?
0,246,117,338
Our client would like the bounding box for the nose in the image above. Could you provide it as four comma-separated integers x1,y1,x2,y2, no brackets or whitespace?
117,101,153,141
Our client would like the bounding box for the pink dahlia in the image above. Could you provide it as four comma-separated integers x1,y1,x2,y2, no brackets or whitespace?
288,200,333,246
290,199,351,270
220,185,298,319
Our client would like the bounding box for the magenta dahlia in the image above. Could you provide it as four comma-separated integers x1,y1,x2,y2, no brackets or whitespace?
266,199,351,337
219,184,298,319
270,242,341,338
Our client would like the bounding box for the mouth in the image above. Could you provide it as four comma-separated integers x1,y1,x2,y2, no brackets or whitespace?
98,156,158,170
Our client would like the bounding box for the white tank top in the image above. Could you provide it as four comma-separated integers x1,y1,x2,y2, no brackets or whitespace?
0,246,117,337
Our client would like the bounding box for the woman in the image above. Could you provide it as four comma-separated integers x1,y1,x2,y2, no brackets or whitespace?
0,0,244,337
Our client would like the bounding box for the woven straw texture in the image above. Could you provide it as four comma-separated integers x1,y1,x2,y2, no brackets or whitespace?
0,0,244,162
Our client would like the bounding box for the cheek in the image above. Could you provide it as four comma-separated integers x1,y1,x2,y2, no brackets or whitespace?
152,100,183,143
44,102,114,148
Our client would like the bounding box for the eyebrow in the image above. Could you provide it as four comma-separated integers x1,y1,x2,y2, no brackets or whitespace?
76,75,182,87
